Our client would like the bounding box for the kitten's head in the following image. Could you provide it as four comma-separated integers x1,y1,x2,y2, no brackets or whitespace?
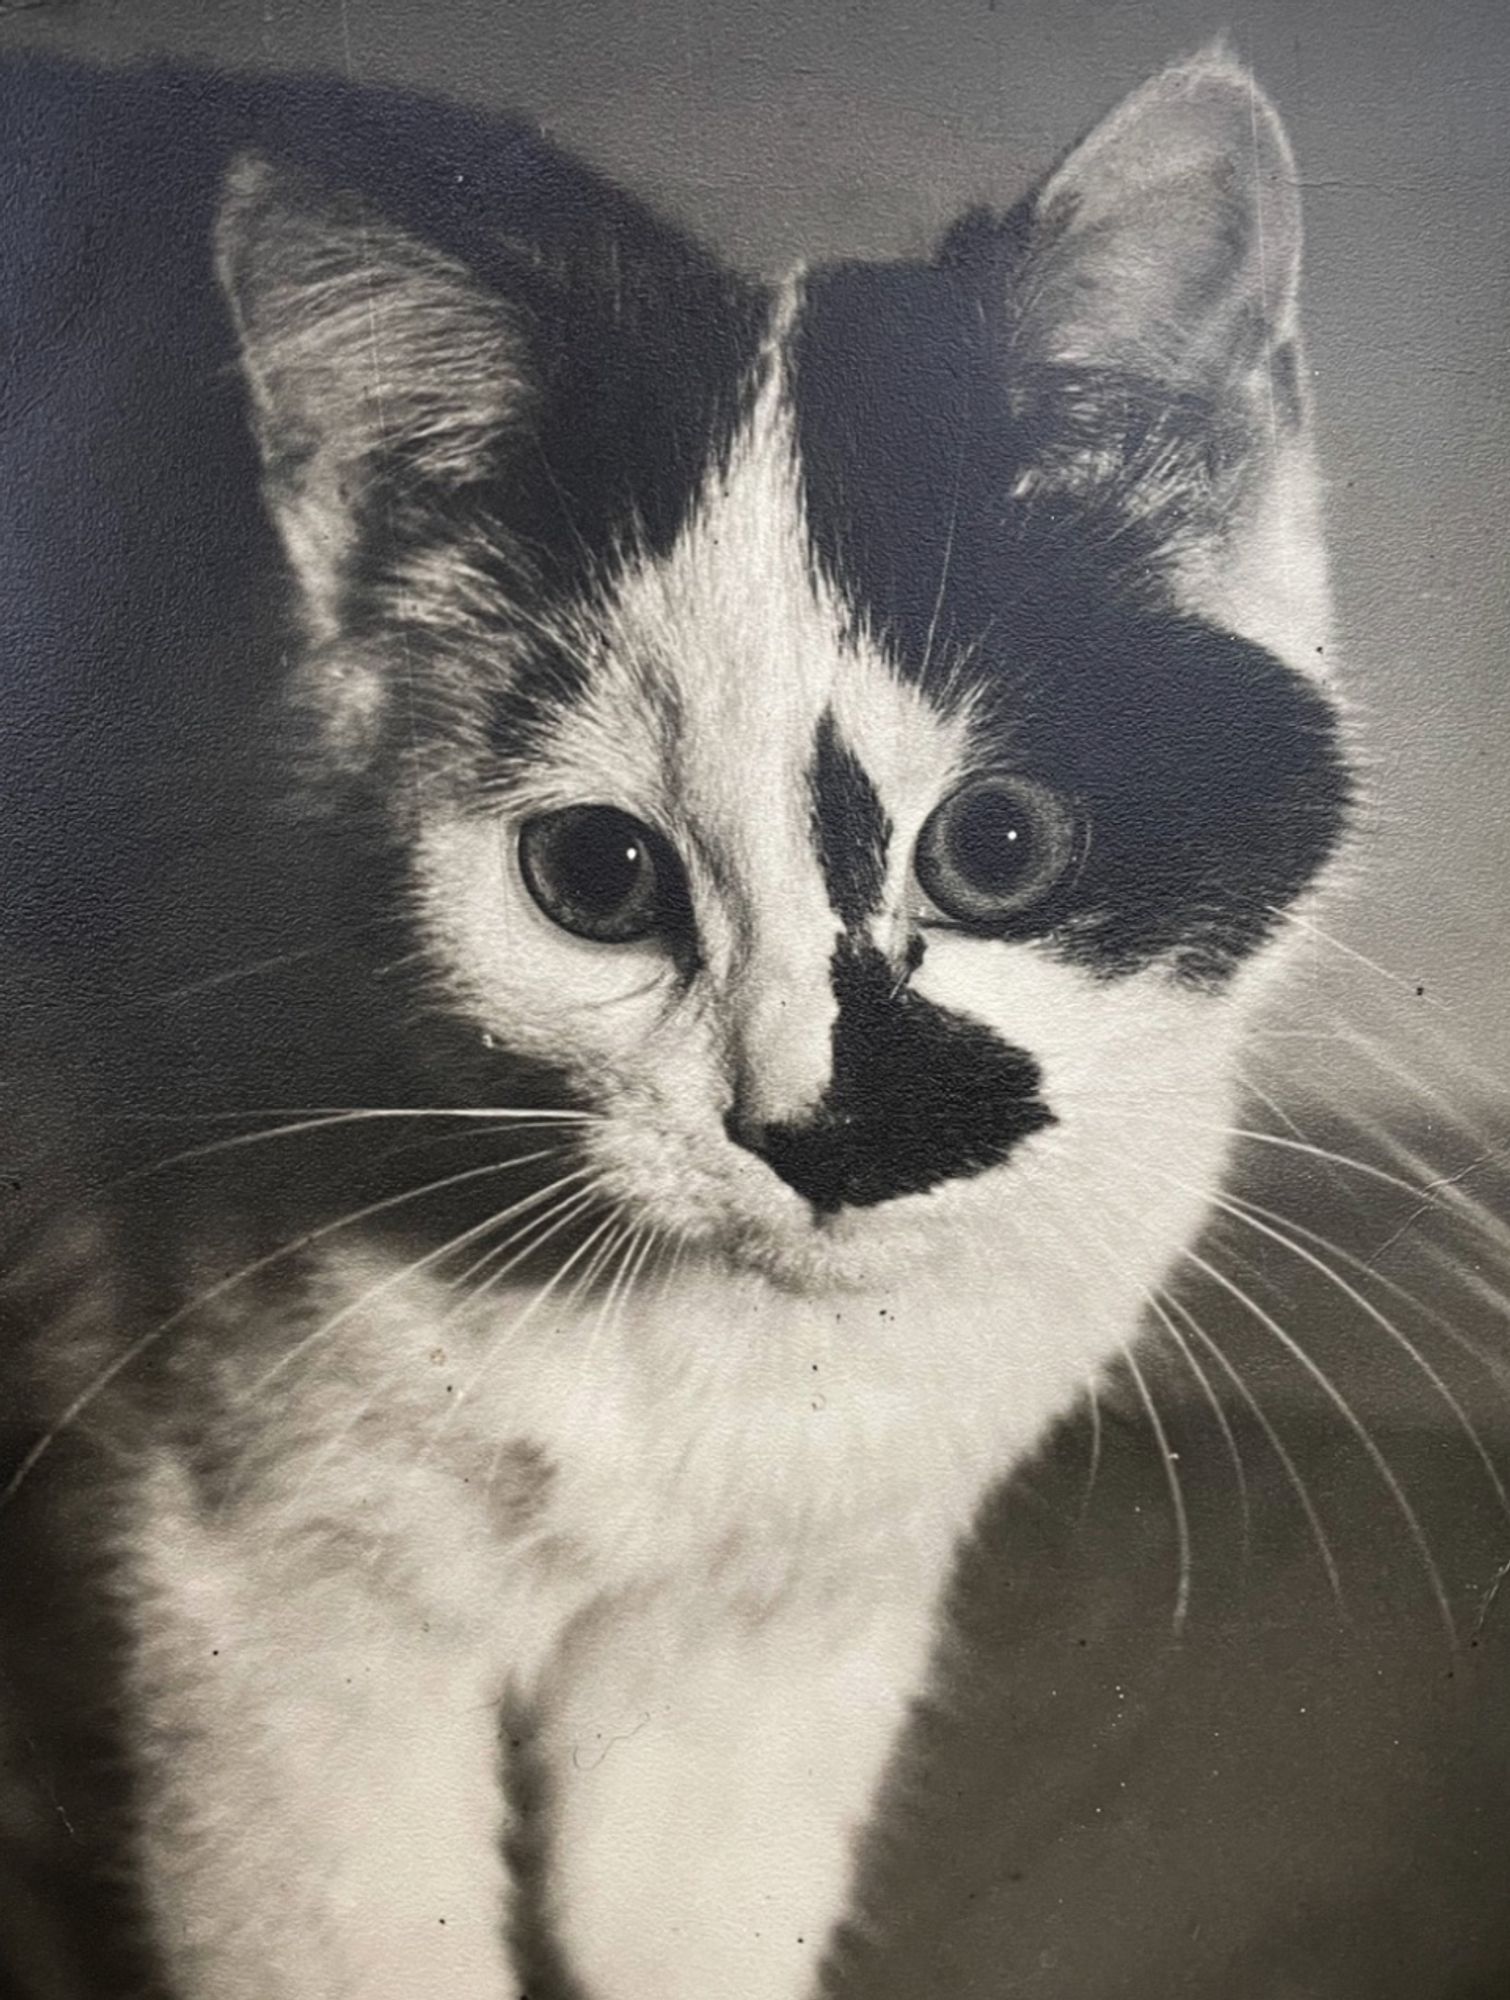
217,50,1348,1295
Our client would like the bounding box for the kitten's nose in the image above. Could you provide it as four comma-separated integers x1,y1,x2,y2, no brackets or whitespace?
722,1108,874,1214
722,942,1055,1215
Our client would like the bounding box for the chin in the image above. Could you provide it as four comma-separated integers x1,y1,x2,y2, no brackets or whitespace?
689,1169,1013,1298
717,1219,897,1296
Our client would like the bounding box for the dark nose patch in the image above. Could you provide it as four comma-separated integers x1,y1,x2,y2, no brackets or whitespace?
725,940,1054,1213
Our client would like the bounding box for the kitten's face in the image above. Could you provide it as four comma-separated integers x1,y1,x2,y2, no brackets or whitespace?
413,353,1267,1291
218,53,1349,1294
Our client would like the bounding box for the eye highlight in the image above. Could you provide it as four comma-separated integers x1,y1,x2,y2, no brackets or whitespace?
913,775,1079,930
519,805,685,945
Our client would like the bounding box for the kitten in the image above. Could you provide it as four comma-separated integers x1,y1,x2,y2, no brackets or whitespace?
4,45,1347,2000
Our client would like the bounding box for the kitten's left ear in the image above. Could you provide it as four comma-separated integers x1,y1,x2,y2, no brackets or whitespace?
1002,46,1302,409
954,48,1331,672
216,154,526,635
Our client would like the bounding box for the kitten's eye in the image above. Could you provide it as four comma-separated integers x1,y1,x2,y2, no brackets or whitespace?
913,775,1078,929
519,806,679,945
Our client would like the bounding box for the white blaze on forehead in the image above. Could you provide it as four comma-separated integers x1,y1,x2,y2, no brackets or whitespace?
553,292,967,1126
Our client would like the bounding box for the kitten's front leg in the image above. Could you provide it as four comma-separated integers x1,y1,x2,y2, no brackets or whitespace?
539,1585,939,2000
129,1464,522,2000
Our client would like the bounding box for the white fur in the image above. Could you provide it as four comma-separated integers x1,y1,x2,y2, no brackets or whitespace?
135,332,1259,2000
128,55,1339,2000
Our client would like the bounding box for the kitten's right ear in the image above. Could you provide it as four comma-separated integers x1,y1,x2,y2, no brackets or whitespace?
216,154,526,634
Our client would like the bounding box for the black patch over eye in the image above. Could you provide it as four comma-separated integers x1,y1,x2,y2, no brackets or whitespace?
519,806,684,945
914,775,1079,930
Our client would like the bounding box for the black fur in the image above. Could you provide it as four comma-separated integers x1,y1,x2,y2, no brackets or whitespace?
0,57,766,1205
789,251,1349,984
732,941,1054,1213
809,710,892,929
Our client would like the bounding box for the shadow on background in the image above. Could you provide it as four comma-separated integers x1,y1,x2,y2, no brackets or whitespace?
834,1116,1510,1999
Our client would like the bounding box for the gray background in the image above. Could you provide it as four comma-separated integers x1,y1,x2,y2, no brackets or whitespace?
4,0,1507,1113
3,13,1510,1994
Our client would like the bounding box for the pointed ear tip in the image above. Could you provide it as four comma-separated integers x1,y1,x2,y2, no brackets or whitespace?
220,150,279,214
1178,35,1253,82
213,153,343,295
216,152,334,235
214,151,284,267
1082,44,1294,194
1160,42,1289,134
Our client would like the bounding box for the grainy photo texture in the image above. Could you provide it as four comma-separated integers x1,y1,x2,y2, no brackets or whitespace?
2,7,1509,1998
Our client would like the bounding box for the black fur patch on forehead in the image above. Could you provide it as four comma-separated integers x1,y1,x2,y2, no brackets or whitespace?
809,711,891,929
787,254,1350,984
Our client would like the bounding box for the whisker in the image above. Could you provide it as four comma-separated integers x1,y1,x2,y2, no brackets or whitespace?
1175,1241,1457,1647
1417,1235,1510,1336
442,1170,602,1295
0,1148,571,1510
127,1106,600,1127
598,1224,659,1379
366,1121,584,1163
1222,1186,1510,1403
464,1210,632,1491
1219,1122,1481,1209
1079,1376,1104,1518
1235,1070,1314,1148
1320,1024,1510,1159
1323,1090,1510,1262
422,1198,638,1515
246,1168,599,1398
1083,1105,1510,1259
267,1182,610,1524
368,950,433,982
1351,1018,1510,1118
1118,1343,1192,1634
1263,912,1510,1121
918,424,966,690
598,1221,644,1332
1268,904,1475,1032
634,1225,673,1308
491,1200,623,1334
1056,1200,1248,1544
120,1104,597,1182
566,1222,643,1405
1154,1284,1344,1611
659,1225,694,1297
1194,1187,1510,1522
148,916,410,1004
566,1218,638,1331
442,1182,614,1341
623,1223,661,1299
1143,1290,1251,1543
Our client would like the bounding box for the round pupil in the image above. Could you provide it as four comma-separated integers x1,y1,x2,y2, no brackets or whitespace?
520,805,665,943
913,775,1075,928
556,812,648,914
948,788,1036,894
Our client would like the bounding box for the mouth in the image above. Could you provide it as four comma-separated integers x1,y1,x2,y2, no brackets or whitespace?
708,1180,946,1295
